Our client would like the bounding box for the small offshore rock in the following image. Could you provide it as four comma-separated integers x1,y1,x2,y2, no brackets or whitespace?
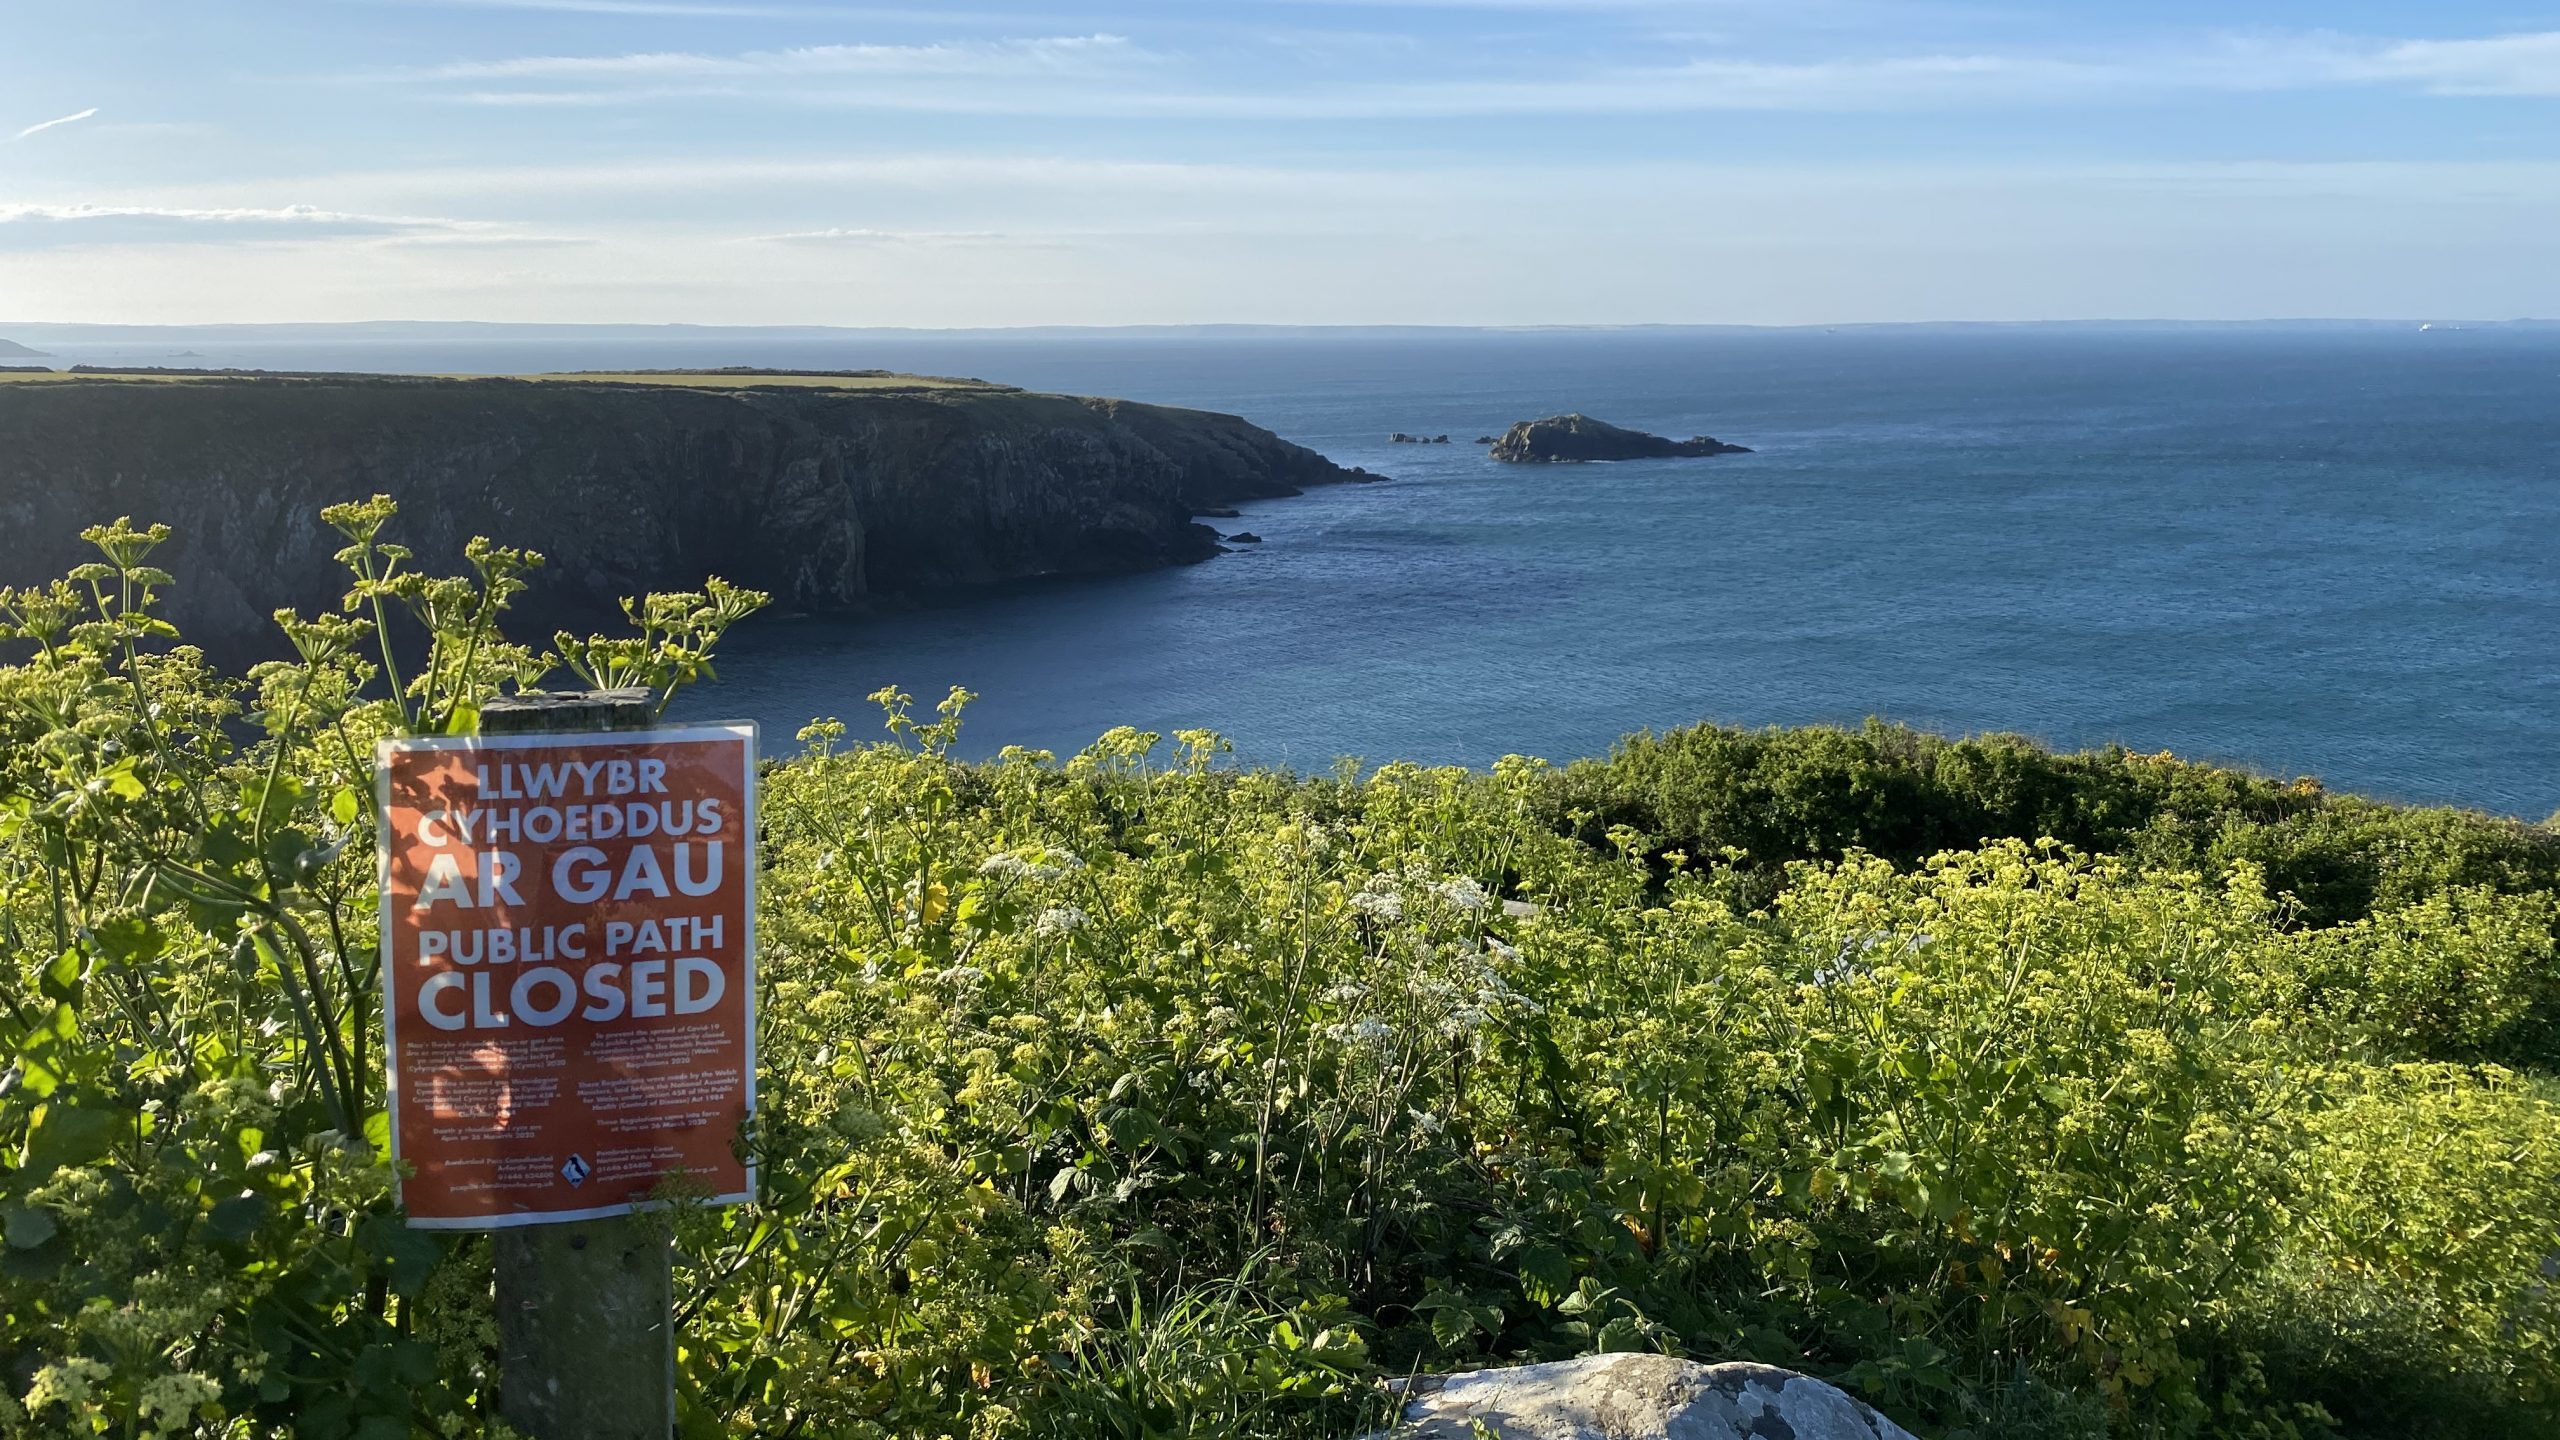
1377,1355,1918,1440
1226,532,1263,544
1489,413,1750,463
1474,435,1497,444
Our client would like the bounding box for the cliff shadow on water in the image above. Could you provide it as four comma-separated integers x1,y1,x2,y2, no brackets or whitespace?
0,372,1368,657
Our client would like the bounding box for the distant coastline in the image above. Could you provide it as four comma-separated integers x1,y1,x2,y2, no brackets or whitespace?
3,316,2553,349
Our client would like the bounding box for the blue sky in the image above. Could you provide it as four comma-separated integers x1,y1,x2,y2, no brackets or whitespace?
3,0,2557,325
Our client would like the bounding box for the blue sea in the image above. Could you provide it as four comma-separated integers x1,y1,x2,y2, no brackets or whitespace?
26,324,2560,816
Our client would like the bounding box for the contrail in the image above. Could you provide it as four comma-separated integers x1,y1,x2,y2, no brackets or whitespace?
11,108,99,142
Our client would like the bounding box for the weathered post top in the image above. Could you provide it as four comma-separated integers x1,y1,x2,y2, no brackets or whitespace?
480,687,657,735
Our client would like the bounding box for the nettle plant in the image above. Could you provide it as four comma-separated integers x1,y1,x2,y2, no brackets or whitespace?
0,498,762,1439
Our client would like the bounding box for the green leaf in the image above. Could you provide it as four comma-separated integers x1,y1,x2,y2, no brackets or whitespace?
98,758,145,801
3,1204,58,1250
1516,1243,1573,1293
200,816,256,872
264,826,316,884
297,1393,354,1439
1595,1316,1644,1352
38,948,81,1006
1429,1305,1479,1350
393,1339,437,1387
13,1003,77,1099
358,1215,445,1297
208,1192,270,1245
89,914,163,966
331,785,362,826
21,1102,116,1180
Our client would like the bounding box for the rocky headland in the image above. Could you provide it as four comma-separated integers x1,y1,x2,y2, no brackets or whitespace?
0,371,1366,654
1489,413,1750,463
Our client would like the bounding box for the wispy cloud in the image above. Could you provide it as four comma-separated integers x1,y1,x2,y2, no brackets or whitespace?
418,34,1143,82
398,27,2560,117
383,0,946,16
0,203,475,249
259,152,1349,206
2355,31,2560,96
746,226,1075,249
419,0,818,13
11,108,99,142
752,226,1016,243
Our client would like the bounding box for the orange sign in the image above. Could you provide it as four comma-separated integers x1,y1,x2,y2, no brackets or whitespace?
375,724,757,1228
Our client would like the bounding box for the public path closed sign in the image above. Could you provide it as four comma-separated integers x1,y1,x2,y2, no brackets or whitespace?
376,723,757,1228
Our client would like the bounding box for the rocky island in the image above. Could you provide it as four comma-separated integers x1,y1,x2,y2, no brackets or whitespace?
0,369,1367,653
1489,413,1750,463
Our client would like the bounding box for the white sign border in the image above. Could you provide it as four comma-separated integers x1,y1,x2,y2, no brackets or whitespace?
375,720,760,1230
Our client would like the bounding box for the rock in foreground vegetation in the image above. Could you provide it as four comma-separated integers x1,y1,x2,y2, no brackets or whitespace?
1489,413,1750,462
1380,1356,1918,1440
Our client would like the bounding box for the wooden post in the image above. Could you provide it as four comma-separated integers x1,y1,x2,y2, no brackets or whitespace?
481,688,676,1440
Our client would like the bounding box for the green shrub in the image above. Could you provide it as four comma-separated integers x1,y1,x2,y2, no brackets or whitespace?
6,508,2558,1438
0,504,759,1438
1558,720,2560,1066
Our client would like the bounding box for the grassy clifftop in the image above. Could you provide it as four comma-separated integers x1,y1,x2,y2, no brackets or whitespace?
0,365,1006,391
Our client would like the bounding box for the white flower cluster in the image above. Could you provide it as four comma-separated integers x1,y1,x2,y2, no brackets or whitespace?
1033,905,1090,939
1348,882,1406,922
1323,1017,1397,1053
1430,876,1490,912
979,850,1088,882
1436,942,1541,1037
1351,869,1498,926
977,852,1036,882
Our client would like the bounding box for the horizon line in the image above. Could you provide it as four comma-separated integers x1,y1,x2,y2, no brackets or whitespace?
4,316,2554,337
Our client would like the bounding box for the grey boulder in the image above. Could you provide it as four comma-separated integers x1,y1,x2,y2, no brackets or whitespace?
1376,1354,1918,1440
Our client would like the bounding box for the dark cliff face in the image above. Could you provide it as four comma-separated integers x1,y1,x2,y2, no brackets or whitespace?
0,376,1362,653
